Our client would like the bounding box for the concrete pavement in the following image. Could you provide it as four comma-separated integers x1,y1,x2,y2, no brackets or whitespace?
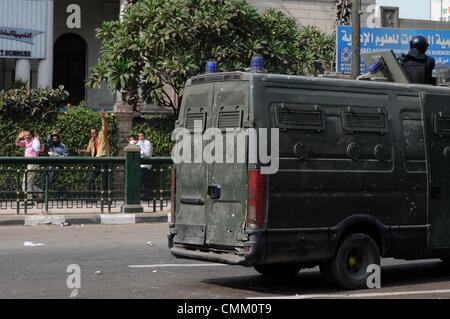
0,203,170,226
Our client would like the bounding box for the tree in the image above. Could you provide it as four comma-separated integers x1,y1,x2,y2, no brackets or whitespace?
333,0,352,26
88,0,334,115
298,26,335,75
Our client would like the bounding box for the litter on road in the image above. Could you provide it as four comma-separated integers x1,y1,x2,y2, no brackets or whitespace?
23,241,45,247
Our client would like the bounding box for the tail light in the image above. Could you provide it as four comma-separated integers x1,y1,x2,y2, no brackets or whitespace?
170,167,176,226
247,169,265,229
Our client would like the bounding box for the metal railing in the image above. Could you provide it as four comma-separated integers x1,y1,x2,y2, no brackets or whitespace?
0,150,173,215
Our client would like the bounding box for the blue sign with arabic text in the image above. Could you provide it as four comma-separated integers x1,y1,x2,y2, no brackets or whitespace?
336,25,450,73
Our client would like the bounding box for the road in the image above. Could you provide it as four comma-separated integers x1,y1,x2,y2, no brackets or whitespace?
1,223,450,299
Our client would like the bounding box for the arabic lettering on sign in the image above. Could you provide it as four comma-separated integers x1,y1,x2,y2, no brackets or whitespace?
0,27,43,45
337,26,450,73
0,29,32,40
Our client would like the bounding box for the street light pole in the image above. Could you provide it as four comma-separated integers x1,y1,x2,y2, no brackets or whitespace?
351,0,361,79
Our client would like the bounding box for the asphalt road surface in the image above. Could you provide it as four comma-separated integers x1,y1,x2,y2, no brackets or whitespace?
1,223,450,299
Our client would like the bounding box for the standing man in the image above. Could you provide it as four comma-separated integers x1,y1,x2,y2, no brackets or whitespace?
400,35,436,85
136,131,153,199
39,131,68,191
137,131,153,159
16,130,42,205
79,112,110,194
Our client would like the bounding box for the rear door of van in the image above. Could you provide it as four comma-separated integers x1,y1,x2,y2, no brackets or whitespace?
174,79,249,248
204,81,249,247
173,83,213,246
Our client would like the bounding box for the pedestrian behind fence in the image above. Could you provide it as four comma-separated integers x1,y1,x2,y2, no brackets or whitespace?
78,112,110,198
39,130,68,193
15,130,43,205
129,134,137,145
136,131,153,200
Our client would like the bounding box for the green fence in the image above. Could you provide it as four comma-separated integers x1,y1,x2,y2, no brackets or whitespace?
0,151,173,215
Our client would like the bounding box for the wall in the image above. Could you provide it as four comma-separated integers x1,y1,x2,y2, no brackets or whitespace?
399,18,450,30
249,0,377,35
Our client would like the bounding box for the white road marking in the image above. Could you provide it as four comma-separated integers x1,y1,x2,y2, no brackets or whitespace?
248,289,450,299
128,263,228,268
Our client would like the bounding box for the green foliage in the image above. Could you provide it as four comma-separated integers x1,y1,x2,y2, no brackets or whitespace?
298,26,336,75
0,86,68,120
54,103,118,156
0,87,69,157
0,117,54,157
88,0,335,115
130,114,176,156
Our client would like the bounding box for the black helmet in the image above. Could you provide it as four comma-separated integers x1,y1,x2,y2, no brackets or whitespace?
410,35,429,53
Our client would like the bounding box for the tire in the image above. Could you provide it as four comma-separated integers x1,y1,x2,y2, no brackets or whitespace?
254,263,301,279
320,233,380,290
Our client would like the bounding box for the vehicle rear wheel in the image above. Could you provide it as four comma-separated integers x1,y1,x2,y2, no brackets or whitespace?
254,263,301,279
320,233,380,290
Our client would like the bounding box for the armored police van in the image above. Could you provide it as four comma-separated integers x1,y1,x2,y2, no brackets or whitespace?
168,69,450,289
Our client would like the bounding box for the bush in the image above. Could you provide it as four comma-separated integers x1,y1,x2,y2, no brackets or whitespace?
0,86,68,157
0,86,68,120
130,114,176,156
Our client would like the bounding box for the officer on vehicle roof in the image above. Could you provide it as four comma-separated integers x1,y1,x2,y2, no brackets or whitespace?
400,35,436,85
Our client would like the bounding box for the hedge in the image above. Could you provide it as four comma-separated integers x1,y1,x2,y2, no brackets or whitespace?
130,114,176,157
53,102,118,156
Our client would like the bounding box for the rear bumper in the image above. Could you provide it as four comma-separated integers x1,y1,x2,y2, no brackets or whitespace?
168,227,332,266
167,231,263,266
169,246,247,265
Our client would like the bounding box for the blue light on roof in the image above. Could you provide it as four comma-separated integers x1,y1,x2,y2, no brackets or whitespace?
205,60,218,74
250,55,264,73
369,58,384,74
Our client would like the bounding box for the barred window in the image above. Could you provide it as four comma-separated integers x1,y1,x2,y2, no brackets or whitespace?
274,104,326,131
341,107,388,133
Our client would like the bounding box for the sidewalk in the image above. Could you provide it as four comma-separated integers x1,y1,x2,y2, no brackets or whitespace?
0,202,170,226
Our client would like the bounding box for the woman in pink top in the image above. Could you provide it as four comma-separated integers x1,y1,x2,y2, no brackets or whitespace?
16,131,43,205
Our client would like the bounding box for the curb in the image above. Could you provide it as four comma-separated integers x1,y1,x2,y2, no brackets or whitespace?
0,212,169,226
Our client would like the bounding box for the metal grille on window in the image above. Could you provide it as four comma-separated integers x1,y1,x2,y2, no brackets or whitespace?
218,111,242,129
341,108,388,133
185,113,205,132
433,113,450,136
275,105,325,130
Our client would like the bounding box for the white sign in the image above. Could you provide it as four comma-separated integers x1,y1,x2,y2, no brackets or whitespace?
431,0,450,21
0,0,47,59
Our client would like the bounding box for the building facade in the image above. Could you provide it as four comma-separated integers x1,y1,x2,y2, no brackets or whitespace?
0,0,122,110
